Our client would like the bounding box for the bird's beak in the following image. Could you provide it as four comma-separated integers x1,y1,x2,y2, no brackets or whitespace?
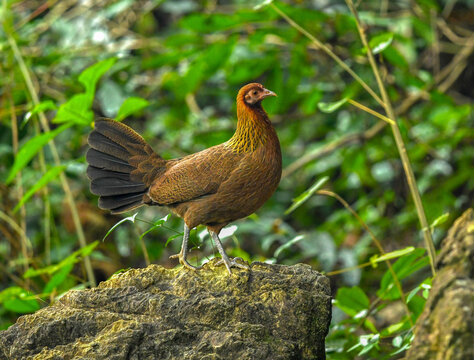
262,88,277,99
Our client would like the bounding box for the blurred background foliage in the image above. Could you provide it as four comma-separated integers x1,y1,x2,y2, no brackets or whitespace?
0,0,473,358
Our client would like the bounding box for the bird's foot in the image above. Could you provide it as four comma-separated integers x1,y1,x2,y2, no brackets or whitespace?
216,256,250,274
169,252,202,271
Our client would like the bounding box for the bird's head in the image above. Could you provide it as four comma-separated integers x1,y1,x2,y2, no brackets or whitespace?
238,83,277,108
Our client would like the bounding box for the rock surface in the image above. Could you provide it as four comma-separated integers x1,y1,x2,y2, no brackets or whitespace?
0,260,331,360
405,208,474,360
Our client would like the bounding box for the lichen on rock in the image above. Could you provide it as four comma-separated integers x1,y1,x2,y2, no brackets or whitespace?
0,260,331,360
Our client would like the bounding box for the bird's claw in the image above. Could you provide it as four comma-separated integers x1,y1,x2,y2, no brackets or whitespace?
216,256,250,274
169,252,202,271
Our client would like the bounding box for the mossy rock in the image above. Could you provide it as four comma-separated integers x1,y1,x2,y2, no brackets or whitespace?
405,209,474,360
0,260,331,360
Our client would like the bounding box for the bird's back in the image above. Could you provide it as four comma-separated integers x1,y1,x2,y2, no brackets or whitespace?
150,127,281,230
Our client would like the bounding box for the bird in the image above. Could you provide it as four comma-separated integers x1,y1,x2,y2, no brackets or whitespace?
86,83,282,274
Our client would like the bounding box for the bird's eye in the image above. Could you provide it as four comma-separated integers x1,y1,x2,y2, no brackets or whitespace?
252,91,258,95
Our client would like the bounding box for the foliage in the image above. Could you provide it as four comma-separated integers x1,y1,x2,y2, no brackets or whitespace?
0,0,472,357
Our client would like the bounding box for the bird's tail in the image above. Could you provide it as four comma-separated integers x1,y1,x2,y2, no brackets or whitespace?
86,119,165,214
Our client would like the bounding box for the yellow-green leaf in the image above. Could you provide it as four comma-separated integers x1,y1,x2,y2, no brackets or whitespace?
369,32,393,54
318,98,347,113
116,97,149,121
285,176,329,215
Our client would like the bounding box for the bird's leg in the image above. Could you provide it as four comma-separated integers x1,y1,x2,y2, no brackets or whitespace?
210,231,249,274
169,224,202,271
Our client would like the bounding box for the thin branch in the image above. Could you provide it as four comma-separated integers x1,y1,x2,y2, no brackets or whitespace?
437,18,473,46
0,210,32,259
270,3,384,107
283,32,473,179
316,190,413,327
347,99,395,125
282,121,386,178
9,96,29,277
436,35,474,84
5,17,96,287
345,0,436,275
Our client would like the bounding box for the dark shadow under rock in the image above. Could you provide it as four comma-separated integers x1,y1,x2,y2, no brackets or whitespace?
0,261,331,360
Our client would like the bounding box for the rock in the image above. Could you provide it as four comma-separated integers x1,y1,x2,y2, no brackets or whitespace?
405,208,474,360
0,260,331,360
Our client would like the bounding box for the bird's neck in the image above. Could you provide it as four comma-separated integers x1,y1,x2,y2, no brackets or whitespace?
226,102,273,153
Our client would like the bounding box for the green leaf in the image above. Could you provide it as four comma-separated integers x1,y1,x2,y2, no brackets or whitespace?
358,334,380,356
13,165,66,213
24,100,57,124
381,318,411,336
0,287,23,302
138,214,169,242
3,298,39,314
111,268,131,277
390,334,413,356
79,58,117,97
407,294,426,320
165,233,182,247
6,123,72,184
174,37,237,95
317,98,347,113
0,287,40,314
369,246,415,266
406,277,432,303
368,32,393,54
116,97,149,121
392,335,403,348
335,286,370,316
43,262,74,294
103,213,138,242
384,46,409,69
53,58,116,125
285,176,329,215
179,10,276,33
430,212,449,230
378,248,429,300
53,94,94,125
273,235,305,258
23,241,99,278
254,0,274,10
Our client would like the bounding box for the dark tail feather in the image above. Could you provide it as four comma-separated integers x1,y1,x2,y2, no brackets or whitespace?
86,118,165,214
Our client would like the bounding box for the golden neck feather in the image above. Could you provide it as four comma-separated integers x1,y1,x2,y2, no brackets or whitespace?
226,100,271,153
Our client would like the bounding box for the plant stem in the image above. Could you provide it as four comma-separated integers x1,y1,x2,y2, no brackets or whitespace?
0,210,32,266
271,3,384,107
347,99,395,125
5,19,97,287
134,227,151,266
317,190,414,327
9,97,29,277
346,0,437,276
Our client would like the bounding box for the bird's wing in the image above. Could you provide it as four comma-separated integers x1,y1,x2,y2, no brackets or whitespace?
148,145,241,205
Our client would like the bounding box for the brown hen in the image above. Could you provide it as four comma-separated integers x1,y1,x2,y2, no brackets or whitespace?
86,83,281,274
